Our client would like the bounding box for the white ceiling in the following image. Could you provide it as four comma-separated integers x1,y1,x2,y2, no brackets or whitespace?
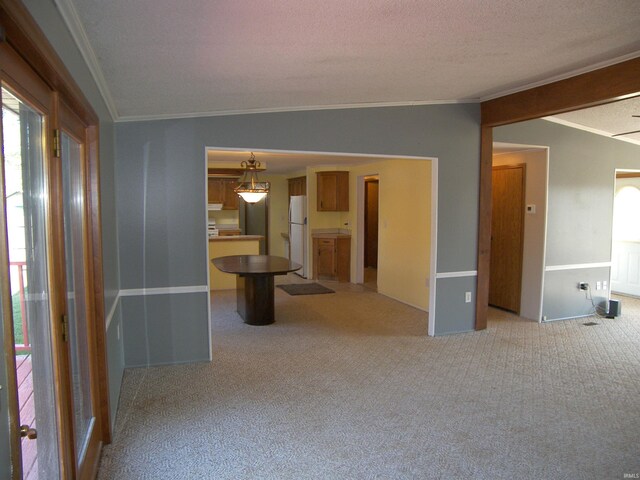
62,0,640,124
56,0,640,163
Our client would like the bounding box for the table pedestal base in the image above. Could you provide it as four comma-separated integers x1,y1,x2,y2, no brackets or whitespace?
236,275,275,325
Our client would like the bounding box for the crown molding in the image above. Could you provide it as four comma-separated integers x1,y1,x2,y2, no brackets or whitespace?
114,99,476,123
54,0,119,120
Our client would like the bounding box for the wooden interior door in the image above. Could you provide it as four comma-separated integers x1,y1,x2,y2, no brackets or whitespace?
364,179,379,268
489,164,525,313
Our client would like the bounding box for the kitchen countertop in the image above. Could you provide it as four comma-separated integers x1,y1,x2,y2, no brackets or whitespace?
311,228,351,238
209,235,264,242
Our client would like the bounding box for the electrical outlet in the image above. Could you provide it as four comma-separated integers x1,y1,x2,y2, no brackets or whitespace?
603,281,608,290
596,281,601,291
465,292,472,303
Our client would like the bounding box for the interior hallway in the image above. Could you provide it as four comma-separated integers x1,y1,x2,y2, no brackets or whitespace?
97,282,640,479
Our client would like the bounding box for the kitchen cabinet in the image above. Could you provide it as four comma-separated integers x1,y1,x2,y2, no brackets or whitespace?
288,176,306,197
317,171,349,211
223,179,239,210
208,177,239,210
312,234,350,282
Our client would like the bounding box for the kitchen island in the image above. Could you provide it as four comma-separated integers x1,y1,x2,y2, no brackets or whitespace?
209,235,263,289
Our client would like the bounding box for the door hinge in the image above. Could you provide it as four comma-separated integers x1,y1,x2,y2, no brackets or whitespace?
53,129,61,157
61,314,69,342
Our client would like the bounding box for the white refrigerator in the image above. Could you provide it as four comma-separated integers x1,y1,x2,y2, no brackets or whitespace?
289,195,307,277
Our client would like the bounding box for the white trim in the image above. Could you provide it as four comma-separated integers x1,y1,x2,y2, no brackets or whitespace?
543,117,640,147
119,285,209,297
105,293,121,330
355,174,368,285
542,313,594,322
54,0,119,120
205,150,213,361
206,146,438,162
115,99,472,123
436,270,478,279
480,52,640,102
545,262,611,272
428,159,438,337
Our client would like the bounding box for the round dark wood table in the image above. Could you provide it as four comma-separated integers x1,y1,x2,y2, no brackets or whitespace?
212,255,301,325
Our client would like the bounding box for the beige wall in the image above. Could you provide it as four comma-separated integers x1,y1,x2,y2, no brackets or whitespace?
346,159,431,310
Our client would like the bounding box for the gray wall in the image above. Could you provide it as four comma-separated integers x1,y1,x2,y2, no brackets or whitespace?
115,103,481,354
495,119,640,319
23,0,124,428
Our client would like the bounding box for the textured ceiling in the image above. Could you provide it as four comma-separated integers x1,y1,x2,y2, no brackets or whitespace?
65,0,640,122
552,97,640,143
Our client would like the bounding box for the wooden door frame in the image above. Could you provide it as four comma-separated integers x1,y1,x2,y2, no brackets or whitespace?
1,0,110,477
476,57,640,329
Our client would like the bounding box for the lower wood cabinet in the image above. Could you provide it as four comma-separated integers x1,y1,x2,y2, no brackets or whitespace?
312,235,350,282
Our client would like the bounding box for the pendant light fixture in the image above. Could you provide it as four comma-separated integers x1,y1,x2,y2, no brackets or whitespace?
234,152,270,203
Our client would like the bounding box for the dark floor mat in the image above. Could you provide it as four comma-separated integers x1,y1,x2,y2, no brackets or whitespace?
277,283,335,295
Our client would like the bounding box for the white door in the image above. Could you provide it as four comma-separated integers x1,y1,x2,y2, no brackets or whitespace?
611,182,640,296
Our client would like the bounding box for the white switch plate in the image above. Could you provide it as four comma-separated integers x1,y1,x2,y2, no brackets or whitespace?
465,292,472,303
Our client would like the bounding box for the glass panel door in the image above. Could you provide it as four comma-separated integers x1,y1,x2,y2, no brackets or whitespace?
2,86,60,479
60,130,95,466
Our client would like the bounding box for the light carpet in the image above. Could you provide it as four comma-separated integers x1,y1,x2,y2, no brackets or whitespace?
97,280,640,479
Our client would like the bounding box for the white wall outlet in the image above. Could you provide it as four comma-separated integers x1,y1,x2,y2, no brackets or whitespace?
596,281,601,291
603,281,608,290
465,291,472,303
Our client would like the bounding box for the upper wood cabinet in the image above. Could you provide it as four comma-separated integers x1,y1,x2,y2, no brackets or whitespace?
317,171,349,211
222,178,239,210
288,176,307,197
208,177,239,210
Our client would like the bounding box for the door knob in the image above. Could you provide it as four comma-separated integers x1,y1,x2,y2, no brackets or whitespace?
20,425,37,440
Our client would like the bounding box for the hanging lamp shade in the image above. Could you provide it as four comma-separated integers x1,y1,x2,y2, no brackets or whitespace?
234,152,270,203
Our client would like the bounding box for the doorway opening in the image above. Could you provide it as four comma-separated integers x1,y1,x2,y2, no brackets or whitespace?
363,176,379,291
611,170,640,297
490,143,548,321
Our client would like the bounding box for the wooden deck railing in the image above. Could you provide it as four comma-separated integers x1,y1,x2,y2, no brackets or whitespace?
10,261,31,352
